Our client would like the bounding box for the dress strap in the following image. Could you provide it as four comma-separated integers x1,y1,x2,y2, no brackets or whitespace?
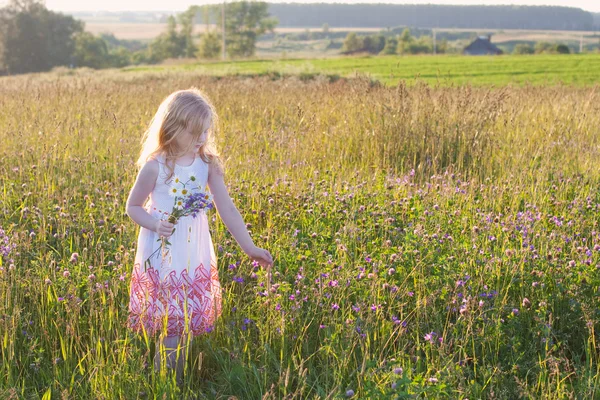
148,153,166,186
156,153,164,175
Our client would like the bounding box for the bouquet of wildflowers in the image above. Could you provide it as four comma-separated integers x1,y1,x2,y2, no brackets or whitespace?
144,173,214,271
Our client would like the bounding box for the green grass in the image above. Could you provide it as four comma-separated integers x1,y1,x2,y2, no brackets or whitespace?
123,53,600,87
1,70,600,399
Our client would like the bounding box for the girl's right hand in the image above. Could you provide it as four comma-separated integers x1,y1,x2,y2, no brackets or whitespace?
154,219,175,238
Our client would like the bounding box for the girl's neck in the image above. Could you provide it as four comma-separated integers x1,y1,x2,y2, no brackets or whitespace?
174,151,198,166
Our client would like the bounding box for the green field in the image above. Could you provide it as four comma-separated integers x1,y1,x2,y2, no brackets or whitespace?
123,53,600,87
1,63,600,398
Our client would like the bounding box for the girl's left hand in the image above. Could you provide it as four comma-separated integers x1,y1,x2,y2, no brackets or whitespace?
246,246,274,268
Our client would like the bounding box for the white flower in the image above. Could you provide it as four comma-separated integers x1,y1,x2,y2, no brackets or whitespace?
168,186,179,197
173,175,183,185
174,199,184,209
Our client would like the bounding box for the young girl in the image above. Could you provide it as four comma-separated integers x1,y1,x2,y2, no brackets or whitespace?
125,87,273,386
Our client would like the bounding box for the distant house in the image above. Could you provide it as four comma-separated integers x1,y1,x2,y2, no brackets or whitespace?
463,35,503,55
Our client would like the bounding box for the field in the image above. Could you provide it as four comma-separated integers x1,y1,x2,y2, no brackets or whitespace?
123,53,600,87
1,60,600,399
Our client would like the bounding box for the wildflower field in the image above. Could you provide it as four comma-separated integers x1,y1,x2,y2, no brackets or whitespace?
1,68,600,399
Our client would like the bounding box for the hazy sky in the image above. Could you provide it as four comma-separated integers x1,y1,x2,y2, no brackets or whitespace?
28,1,600,13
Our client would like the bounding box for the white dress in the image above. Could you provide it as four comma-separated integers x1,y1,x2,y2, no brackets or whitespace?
127,153,222,337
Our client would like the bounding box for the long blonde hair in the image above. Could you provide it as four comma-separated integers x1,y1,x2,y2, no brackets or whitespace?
136,87,224,181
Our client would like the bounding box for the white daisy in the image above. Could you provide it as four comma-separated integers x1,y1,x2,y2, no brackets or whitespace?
168,186,179,197
174,199,184,209
173,175,182,185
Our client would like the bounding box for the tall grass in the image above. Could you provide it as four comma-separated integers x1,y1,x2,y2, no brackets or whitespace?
0,70,599,398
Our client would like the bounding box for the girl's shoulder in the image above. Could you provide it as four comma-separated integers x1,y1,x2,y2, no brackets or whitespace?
136,157,160,184
148,153,165,164
206,156,225,179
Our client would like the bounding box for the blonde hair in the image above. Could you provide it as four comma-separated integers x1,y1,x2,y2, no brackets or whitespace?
136,87,224,181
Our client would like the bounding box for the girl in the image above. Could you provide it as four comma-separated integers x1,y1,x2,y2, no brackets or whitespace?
125,87,274,386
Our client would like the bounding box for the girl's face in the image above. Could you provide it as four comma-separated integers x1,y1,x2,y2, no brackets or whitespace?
175,124,209,154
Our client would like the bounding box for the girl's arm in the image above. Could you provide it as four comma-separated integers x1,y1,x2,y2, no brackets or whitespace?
208,163,273,266
125,159,163,233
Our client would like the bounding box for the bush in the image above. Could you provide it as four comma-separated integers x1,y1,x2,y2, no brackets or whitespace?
513,44,534,55
535,41,557,54
342,32,363,53
381,37,398,55
199,30,222,59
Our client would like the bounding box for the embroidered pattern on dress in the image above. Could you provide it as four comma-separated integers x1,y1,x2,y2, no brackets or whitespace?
128,261,223,336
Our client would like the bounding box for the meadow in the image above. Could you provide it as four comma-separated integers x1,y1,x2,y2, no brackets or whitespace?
0,67,600,399
124,53,600,87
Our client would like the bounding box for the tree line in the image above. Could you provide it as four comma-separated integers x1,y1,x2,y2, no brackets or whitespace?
341,29,448,56
0,0,277,75
341,29,594,56
70,8,600,31
267,4,596,31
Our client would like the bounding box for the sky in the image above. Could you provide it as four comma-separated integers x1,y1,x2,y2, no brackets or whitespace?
24,1,600,13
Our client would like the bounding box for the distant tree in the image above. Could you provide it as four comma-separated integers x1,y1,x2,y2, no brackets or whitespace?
0,0,83,74
397,28,413,54
342,32,363,53
381,36,398,55
99,33,145,52
265,4,594,31
363,34,385,54
132,49,150,65
534,41,556,54
513,43,534,54
205,1,277,58
405,36,432,54
437,38,448,54
108,47,132,67
556,43,570,54
73,31,109,68
198,30,222,59
147,15,186,61
178,7,198,58
396,29,432,54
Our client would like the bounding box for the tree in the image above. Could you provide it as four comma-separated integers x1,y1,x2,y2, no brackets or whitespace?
534,41,556,54
362,34,385,54
213,1,278,58
404,36,432,54
341,32,363,53
513,43,534,54
556,43,570,54
0,0,83,74
108,47,132,67
381,36,398,55
198,30,221,59
147,15,186,62
73,31,109,68
178,7,198,58
437,38,448,54
397,28,413,54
